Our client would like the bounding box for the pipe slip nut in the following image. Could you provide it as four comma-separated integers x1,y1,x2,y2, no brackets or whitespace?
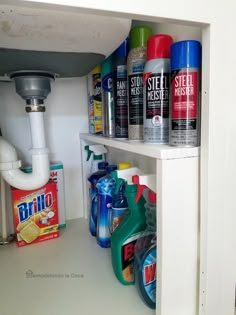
0,160,21,171
26,105,46,112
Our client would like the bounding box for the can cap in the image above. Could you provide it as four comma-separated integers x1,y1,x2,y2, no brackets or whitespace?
114,37,129,58
147,34,173,60
101,54,113,77
118,162,132,170
171,40,201,70
130,26,152,50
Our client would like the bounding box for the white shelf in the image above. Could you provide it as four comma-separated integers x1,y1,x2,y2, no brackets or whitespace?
0,219,154,315
80,133,200,160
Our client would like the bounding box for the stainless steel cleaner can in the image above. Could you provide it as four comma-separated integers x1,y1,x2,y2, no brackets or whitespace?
170,40,201,146
102,55,115,137
127,26,152,140
143,34,173,143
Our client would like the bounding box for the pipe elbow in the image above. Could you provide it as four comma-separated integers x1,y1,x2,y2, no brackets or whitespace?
0,137,50,190
1,154,50,190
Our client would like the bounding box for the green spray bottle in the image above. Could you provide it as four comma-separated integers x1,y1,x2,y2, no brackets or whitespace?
111,169,147,285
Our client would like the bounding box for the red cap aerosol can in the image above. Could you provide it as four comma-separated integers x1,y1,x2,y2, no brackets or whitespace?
143,34,173,144
170,40,201,147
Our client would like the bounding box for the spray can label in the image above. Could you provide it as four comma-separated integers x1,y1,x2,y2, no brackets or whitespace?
170,69,199,146
128,59,145,126
114,65,128,138
93,72,102,134
143,72,170,143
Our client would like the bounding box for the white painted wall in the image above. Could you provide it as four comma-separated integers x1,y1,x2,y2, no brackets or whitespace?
0,77,88,220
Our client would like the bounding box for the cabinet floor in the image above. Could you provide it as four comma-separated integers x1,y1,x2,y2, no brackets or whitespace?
0,218,154,315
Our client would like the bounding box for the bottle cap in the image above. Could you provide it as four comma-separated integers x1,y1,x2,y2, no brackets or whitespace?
114,37,129,58
91,64,101,75
98,161,108,170
147,34,173,60
148,191,156,203
106,165,117,173
171,40,201,70
130,26,152,49
118,162,132,170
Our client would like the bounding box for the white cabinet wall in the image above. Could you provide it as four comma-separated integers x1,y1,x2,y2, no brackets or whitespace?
0,1,235,315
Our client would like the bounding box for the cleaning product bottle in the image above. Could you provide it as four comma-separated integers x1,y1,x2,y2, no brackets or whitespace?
88,161,108,236
127,25,152,140
111,168,147,285
85,144,107,173
113,37,129,138
110,163,137,233
102,54,115,137
143,34,173,144
132,174,157,309
96,164,117,248
85,144,108,234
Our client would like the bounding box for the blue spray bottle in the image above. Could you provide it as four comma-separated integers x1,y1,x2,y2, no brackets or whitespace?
88,161,108,236
132,174,157,309
96,164,117,248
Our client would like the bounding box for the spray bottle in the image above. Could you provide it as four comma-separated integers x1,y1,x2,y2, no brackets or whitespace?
132,174,157,309
96,164,117,248
88,161,108,236
110,164,140,233
84,144,107,174
111,167,148,285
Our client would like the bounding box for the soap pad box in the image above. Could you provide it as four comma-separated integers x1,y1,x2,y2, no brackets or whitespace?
12,181,59,247
21,162,66,228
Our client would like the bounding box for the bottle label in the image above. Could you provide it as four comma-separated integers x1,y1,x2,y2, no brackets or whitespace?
142,247,156,303
111,207,128,233
143,72,170,143
128,74,144,125
92,72,102,134
114,65,128,137
89,180,99,236
170,69,199,146
121,232,143,283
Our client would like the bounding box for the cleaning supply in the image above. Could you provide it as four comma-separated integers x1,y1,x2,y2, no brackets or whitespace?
143,34,173,144
132,174,157,309
85,144,107,174
110,164,140,233
88,161,108,236
11,181,59,247
22,162,66,228
101,55,115,137
111,167,147,285
127,25,152,140
87,65,103,135
113,38,129,138
85,144,107,232
96,164,117,248
170,40,201,147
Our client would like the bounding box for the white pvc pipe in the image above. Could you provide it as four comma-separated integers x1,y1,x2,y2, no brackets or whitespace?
29,112,46,148
1,176,7,240
1,152,49,190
